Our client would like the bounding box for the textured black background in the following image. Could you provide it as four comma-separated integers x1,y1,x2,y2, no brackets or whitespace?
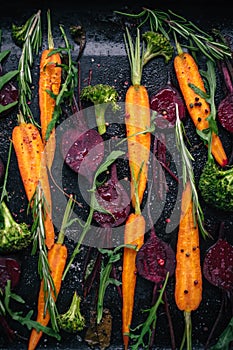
0,1,233,349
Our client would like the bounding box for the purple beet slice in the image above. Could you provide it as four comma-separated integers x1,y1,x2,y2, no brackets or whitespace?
61,126,104,183
203,238,233,292
136,232,175,284
93,163,130,228
217,58,233,134
218,94,233,133
0,257,21,290
150,79,186,129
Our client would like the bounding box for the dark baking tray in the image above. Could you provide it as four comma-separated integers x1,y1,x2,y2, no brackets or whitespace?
0,1,233,349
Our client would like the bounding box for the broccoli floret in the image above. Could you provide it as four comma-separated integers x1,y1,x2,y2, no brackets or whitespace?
198,159,233,212
0,201,32,253
142,31,174,65
80,84,119,135
58,291,85,333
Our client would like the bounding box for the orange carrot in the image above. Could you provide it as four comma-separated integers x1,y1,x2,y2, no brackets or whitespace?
174,47,228,167
28,242,67,350
122,28,174,349
39,9,61,170
12,112,55,249
175,180,202,349
122,212,145,350
125,84,151,208
28,196,73,350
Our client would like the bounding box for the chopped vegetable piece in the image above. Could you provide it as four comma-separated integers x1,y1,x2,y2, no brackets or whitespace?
58,291,85,333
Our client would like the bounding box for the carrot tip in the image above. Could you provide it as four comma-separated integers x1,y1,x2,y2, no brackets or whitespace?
222,158,228,167
123,334,129,350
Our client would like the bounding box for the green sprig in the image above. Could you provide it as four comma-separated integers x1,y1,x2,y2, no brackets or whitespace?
175,104,210,239
129,272,169,350
115,8,231,61
1,280,60,339
12,10,42,124
62,150,125,280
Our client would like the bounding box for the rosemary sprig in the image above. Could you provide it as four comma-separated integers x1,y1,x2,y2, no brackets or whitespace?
12,10,42,124
115,8,231,61
31,183,59,332
175,105,210,239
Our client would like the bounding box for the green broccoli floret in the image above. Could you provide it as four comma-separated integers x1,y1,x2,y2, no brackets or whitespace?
80,84,119,135
58,291,85,333
142,31,174,65
0,201,32,253
198,159,233,212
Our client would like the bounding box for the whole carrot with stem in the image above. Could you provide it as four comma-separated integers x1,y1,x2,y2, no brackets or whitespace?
12,112,55,249
174,40,228,167
28,195,74,350
175,180,202,350
122,27,173,349
174,104,209,349
39,9,62,170
124,28,173,208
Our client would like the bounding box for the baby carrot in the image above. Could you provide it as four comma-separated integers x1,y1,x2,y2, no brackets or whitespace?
39,9,61,170
174,46,228,167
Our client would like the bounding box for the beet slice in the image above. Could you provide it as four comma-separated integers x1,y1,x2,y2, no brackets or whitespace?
0,257,21,290
0,61,18,117
203,238,233,292
136,182,176,283
61,111,105,183
217,58,233,134
136,231,175,283
93,163,130,228
150,77,186,129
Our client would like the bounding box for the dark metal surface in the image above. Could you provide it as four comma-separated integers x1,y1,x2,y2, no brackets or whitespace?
0,1,233,349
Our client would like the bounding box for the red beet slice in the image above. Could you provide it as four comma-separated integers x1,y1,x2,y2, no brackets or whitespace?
136,232,175,284
218,93,233,134
203,238,233,292
217,58,233,134
150,78,186,129
61,111,105,183
93,163,130,228
0,257,21,290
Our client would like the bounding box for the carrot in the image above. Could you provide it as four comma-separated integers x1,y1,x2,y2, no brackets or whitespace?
122,28,173,349
28,243,67,350
122,212,145,350
174,46,228,167
175,180,202,350
11,112,55,249
39,9,61,170
125,85,151,208
28,196,73,350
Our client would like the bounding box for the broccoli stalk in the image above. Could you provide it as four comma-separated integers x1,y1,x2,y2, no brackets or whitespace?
57,291,85,333
0,201,32,253
80,84,119,135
